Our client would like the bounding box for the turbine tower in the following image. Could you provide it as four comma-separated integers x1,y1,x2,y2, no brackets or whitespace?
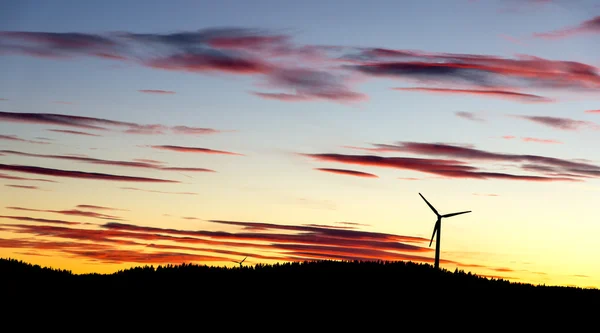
232,256,247,268
419,193,471,270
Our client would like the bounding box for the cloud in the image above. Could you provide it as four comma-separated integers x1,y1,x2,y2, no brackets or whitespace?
0,172,56,183
455,111,485,122
314,168,378,178
473,193,499,197
170,126,222,135
501,135,561,144
511,115,599,131
4,27,600,104
47,129,102,137
6,206,124,221
0,163,178,183
5,184,42,190
302,153,579,182
0,215,79,225
149,145,243,156
394,87,554,103
534,15,600,39
521,137,562,144
53,101,74,105
0,134,49,144
0,111,224,136
76,205,128,212
585,110,600,114
120,187,198,195
304,141,600,181
138,89,176,94
346,49,600,94
0,215,460,266
0,149,216,173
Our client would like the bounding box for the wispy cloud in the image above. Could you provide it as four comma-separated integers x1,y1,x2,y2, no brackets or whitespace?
5,184,42,190
315,168,378,178
394,87,553,103
501,135,562,144
149,145,243,156
0,172,57,183
0,215,79,225
0,149,216,173
6,206,124,221
0,134,49,144
8,27,598,104
455,111,485,122
511,115,599,131
304,141,600,182
534,15,600,39
76,205,128,212
0,111,224,136
47,129,102,137
138,89,176,94
585,109,600,114
120,187,198,195
0,163,178,183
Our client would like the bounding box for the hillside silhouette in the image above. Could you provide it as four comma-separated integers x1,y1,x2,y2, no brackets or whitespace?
3,257,598,304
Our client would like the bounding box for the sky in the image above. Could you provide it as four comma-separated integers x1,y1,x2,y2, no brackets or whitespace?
1,0,600,288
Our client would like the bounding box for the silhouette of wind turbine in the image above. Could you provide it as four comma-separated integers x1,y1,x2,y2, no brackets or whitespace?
232,256,247,268
419,193,471,270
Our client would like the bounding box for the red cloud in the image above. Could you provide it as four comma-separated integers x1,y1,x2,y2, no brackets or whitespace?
315,168,378,178
138,89,176,94
149,145,243,156
340,141,600,180
145,53,271,74
0,163,178,183
47,129,101,137
585,110,600,114
512,115,599,131
302,153,579,182
394,87,554,103
534,15,600,39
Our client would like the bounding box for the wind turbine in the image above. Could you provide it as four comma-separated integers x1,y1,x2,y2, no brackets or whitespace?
232,256,247,268
419,193,471,270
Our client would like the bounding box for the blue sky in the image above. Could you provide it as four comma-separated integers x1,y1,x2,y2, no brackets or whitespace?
1,0,600,287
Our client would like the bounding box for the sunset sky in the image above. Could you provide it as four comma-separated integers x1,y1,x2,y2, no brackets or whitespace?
1,0,600,288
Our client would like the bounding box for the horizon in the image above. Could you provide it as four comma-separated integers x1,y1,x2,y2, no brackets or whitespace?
1,0,600,289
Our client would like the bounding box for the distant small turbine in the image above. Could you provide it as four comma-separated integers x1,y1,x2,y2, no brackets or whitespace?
232,256,247,268
419,193,471,270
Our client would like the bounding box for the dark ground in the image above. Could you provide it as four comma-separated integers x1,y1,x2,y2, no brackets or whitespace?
2,258,598,323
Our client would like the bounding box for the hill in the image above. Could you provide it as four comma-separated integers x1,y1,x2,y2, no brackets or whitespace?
3,257,599,319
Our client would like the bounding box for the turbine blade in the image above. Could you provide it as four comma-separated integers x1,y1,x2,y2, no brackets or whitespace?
429,221,439,247
241,256,247,263
419,193,439,216
442,210,471,218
